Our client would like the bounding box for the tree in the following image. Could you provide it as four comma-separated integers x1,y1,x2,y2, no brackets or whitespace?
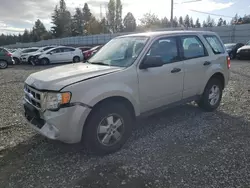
195,18,201,28
100,18,110,33
206,15,215,27
107,0,116,33
202,20,207,27
161,17,171,28
173,16,178,27
179,16,184,26
115,0,123,32
82,3,92,34
87,17,102,34
51,0,72,37
72,8,84,36
184,15,190,27
32,19,48,41
189,17,194,28
223,20,227,26
139,12,161,29
22,29,30,43
217,18,223,26
123,12,136,32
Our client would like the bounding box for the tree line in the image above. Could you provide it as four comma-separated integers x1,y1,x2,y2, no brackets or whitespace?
1,0,250,46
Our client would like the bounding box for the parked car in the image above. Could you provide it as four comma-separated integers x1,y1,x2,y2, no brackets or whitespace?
35,46,83,65
224,43,244,59
79,46,92,53
0,47,15,69
20,46,56,64
23,31,230,154
83,45,103,60
28,46,58,65
236,40,250,59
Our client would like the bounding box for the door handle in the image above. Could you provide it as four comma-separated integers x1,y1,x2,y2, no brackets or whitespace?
203,61,211,66
171,68,181,73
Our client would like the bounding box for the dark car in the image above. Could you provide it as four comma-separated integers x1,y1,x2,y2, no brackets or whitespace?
224,43,244,59
83,45,103,60
236,40,250,60
0,47,15,69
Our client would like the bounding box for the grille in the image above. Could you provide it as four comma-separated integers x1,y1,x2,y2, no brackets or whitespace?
24,84,44,110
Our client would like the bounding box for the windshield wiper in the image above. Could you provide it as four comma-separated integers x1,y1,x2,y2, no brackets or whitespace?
90,62,110,66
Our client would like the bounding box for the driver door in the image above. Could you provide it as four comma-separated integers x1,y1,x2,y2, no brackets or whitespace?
137,36,185,113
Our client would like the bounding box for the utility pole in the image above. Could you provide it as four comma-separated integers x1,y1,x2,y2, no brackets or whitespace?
171,0,174,27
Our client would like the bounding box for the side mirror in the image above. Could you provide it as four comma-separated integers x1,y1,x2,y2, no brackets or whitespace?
139,56,164,69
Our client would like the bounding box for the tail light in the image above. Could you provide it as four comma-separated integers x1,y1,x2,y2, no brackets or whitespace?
227,56,231,69
6,52,12,57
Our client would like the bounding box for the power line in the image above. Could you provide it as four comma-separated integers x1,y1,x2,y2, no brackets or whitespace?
188,9,234,18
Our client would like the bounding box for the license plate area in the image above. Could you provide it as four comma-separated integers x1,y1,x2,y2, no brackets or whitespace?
24,102,45,129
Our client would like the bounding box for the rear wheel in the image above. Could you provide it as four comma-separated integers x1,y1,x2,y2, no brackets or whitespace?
83,102,133,155
13,57,20,64
0,60,8,69
229,53,234,59
73,56,80,63
40,58,50,65
198,78,223,112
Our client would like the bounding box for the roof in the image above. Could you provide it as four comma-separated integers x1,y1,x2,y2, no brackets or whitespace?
120,30,216,38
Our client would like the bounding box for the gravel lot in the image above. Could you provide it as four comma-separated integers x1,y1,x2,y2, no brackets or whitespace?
1,60,250,188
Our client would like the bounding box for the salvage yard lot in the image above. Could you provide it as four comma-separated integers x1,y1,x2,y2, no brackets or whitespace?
1,60,250,187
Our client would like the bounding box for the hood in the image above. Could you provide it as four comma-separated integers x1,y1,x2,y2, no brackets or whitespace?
238,45,250,51
25,63,123,91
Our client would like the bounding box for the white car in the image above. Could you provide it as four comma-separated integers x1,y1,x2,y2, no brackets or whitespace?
36,47,84,65
20,46,56,64
24,31,230,154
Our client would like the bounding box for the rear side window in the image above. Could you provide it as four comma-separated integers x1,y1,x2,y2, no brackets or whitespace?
62,48,75,52
204,35,225,54
180,36,207,59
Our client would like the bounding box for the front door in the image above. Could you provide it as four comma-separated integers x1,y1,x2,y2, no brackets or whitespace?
137,36,185,113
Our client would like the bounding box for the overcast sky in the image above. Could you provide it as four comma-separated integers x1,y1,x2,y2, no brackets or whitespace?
0,0,250,34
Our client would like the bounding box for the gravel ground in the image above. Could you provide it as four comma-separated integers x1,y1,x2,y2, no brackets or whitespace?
1,61,250,188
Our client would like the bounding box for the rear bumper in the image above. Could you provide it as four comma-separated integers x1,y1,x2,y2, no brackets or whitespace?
23,100,92,143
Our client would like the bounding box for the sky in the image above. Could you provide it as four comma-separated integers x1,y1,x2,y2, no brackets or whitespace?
0,0,250,34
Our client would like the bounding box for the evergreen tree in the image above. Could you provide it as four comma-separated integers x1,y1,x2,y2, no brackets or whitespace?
195,18,201,28
217,18,223,26
115,0,123,32
72,8,84,36
189,17,194,28
123,12,136,32
82,3,92,34
179,16,184,26
107,0,116,33
184,15,190,27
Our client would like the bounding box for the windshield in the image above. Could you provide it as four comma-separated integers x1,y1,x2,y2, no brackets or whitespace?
88,36,148,67
225,44,236,49
22,48,39,53
246,41,250,45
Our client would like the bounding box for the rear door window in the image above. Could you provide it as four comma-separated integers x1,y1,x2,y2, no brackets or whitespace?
180,36,207,59
204,35,225,54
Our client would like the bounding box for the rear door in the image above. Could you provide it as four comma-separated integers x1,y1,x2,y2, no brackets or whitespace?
180,35,210,99
61,48,75,62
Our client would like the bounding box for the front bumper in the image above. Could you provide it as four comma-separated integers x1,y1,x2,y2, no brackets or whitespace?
23,100,91,143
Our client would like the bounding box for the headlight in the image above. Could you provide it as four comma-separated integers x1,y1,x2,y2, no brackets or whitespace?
237,49,241,53
43,92,71,110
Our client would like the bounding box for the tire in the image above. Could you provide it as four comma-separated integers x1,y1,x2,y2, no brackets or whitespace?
73,56,80,63
229,53,234,60
198,78,223,112
83,102,133,155
13,57,20,64
0,60,8,69
40,58,50,65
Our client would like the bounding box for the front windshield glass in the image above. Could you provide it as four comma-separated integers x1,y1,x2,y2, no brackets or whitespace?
88,36,148,67
246,41,250,45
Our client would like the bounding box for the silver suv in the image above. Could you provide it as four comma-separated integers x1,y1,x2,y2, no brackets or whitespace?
23,31,230,154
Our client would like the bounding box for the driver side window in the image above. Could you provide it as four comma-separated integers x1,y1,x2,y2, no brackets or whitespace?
147,37,179,64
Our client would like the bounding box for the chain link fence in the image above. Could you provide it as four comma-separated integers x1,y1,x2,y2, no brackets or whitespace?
3,24,250,49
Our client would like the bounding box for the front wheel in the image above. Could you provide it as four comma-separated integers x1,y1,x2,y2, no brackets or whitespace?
0,60,8,69
40,58,50,65
83,102,133,155
198,78,223,112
